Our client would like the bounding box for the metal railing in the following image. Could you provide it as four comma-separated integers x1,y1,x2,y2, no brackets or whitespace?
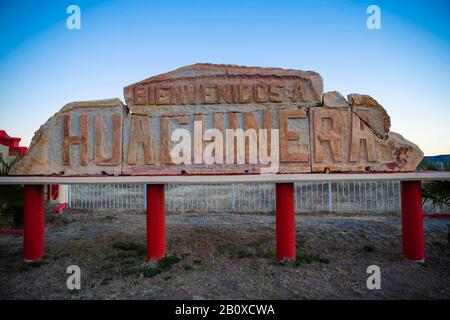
68,181,448,214
69,184,145,211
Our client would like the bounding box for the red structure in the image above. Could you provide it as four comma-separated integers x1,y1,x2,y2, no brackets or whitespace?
146,184,166,260
401,181,425,261
53,203,68,214
276,183,296,260
7,172,445,263
0,130,28,157
23,185,44,261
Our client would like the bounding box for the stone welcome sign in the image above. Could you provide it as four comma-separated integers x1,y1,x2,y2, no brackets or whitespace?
11,64,423,176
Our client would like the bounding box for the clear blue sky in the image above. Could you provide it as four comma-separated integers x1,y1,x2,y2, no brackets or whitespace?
0,0,449,155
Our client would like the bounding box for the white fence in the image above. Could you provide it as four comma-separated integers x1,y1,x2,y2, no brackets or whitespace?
68,181,447,214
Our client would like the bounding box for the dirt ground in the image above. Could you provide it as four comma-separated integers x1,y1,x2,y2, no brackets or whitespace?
0,210,449,299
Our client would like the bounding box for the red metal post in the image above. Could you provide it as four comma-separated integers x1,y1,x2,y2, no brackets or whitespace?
23,185,44,261
146,184,165,261
275,183,296,260
401,181,425,262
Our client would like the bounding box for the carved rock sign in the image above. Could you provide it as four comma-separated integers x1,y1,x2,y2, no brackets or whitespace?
11,64,423,176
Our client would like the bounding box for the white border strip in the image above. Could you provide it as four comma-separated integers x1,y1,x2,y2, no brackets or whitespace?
0,172,449,185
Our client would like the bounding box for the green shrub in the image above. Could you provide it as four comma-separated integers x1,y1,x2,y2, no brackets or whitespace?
423,181,450,207
0,156,24,228
416,161,450,208
0,156,21,176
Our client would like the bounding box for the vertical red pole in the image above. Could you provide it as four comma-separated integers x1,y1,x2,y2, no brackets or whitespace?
401,181,424,262
146,184,165,261
276,183,296,260
23,185,44,261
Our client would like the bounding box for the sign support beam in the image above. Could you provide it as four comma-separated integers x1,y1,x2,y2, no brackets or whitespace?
23,185,44,261
401,181,425,262
146,184,166,261
276,183,296,261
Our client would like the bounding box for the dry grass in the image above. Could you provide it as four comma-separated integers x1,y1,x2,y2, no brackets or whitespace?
0,210,449,299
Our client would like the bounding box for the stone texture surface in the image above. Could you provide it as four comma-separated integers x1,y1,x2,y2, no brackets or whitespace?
121,106,312,175
121,63,320,175
310,107,352,172
379,132,424,171
11,64,423,176
310,103,422,172
11,99,124,176
348,93,391,140
124,63,324,112
322,91,348,108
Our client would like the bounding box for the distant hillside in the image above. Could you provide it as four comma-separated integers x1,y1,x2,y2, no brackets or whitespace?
420,154,450,170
